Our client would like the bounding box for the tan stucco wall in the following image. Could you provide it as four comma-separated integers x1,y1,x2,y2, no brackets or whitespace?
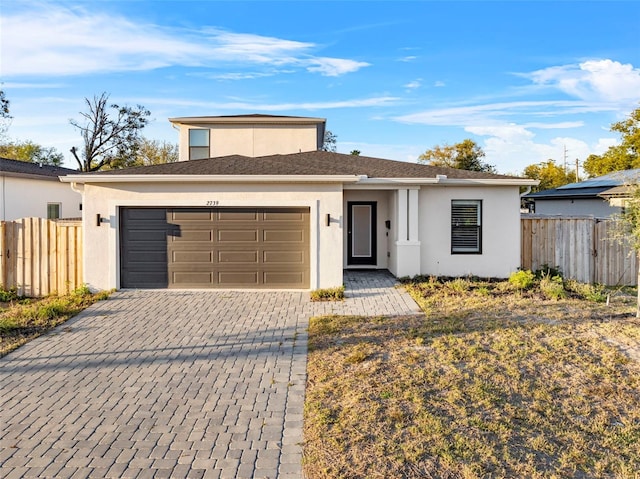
0,176,82,221
178,124,320,160
81,182,344,291
419,185,522,278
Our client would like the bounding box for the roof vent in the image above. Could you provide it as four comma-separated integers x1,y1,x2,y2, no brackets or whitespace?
436,174,447,181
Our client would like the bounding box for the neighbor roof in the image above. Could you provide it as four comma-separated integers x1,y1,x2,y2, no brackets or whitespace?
0,157,78,180
524,168,640,200
75,151,524,181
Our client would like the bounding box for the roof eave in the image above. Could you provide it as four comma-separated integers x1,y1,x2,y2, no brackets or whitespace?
60,174,362,184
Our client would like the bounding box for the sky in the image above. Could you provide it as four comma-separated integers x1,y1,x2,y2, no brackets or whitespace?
1,0,639,174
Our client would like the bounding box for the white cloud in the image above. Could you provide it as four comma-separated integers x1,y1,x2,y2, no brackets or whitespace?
433,81,446,87
404,80,422,90
136,96,400,112
0,3,369,77
306,57,370,77
398,56,418,62
527,59,640,103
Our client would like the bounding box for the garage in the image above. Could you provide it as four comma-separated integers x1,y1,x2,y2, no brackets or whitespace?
120,207,310,289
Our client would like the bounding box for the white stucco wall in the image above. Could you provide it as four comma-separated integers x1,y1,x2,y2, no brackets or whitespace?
0,176,82,221
419,185,522,278
342,189,391,269
80,182,344,291
177,124,320,160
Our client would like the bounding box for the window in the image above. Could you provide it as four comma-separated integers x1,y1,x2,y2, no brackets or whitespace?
47,203,61,220
189,129,210,160
451,200,481,254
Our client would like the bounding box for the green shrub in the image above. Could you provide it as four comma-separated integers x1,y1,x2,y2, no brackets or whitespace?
566,280,608,303
310,285,345,302
0,288,20,302
540,275,566,300
446,278,470,293
535,264,563,279
508,270,535,290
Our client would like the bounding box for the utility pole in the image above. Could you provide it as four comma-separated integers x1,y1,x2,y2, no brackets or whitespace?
563,145,568,173
575,158,580,182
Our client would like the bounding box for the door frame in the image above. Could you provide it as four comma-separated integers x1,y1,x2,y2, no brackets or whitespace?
347,201,377,266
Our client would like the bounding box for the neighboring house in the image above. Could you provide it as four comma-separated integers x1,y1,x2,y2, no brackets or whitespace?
169,114,326,160
523,169,640,217
0,157,82,221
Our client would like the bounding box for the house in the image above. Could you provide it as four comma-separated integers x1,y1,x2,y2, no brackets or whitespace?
523,169,640,217
169,114,326,160
0,157,82,221
60,115,536,291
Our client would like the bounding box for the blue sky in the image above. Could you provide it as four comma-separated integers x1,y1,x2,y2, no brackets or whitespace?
1,0,639,174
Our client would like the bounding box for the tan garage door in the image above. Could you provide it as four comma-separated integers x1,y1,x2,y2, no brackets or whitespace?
120,207,310,289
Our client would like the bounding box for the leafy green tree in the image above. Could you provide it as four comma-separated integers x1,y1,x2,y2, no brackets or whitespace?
321,130,337,152
350,149,361,156
523,160,576,192
0,140,64,166
418,139,496,173
0,89,11,135
610,184,640,316
131,138,179,166
583,106,640,177
70,92,150,171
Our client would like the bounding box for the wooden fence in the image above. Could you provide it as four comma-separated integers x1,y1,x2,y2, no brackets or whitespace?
521,215,638,286
0,218,83,297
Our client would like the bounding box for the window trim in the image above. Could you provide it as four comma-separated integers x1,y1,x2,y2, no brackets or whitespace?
188,129,210,160
47,203,61,220
451,199,482,254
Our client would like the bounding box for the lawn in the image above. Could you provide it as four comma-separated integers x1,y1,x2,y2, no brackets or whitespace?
0,286,110,357
303,276,640,479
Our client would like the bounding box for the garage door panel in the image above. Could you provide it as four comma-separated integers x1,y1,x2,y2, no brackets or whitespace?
218,230,258,242
170,229,214,242
218,251,259,263
263,250,304,264
122,207,309,289
172,251,213,263
172,271,213,285
218,271,259,285
263,271,306,285
263,230,304,242
217,210,259,221
170,210,213,221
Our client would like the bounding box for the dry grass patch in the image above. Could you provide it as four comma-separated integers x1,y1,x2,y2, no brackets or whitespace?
0,286,110,356
304,278,640,479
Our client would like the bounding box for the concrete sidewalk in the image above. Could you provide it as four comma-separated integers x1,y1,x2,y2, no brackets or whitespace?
0,271,420,479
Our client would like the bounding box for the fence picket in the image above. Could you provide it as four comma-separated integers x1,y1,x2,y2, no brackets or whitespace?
521,215,638,286
0,218,83,296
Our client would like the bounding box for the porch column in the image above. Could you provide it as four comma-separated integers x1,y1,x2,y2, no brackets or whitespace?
391,188,421,278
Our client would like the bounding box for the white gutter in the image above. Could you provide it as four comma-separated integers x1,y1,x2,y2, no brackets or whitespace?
358,177,539,187
60,174,363,184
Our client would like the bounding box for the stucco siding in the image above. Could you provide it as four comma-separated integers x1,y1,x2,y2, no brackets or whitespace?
81,182,344,291
419,185,521,278
177,124,319,160
0,176,81,221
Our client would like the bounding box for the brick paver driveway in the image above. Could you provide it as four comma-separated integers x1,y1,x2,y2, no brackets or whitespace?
1,290,311,479
0,271,421,479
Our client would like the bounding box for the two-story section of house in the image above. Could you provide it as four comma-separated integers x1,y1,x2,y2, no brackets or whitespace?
169,114,326,160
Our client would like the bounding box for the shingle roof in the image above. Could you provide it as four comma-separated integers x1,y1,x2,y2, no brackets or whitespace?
81,151,522,180
0,157,78,178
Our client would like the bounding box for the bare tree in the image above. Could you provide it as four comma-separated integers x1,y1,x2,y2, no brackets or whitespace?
70,92,150,171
